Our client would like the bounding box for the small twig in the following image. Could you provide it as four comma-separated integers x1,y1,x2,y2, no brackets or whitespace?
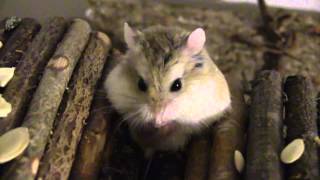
231,34,300,61
257,0,273,26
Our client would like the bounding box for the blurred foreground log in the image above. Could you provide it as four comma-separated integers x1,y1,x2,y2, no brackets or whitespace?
144,151,186,180
245,71,284,180
99,123,144,180
0,17,21,51
69,49,113,180
0,17,67,135
69,92,111,180
184,133,210,180
37,31,111,180
208,70,247,180
284,76,319,179
0,18,40,67
1,19,91,180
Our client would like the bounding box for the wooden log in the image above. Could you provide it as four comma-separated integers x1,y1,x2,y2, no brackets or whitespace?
184,133,210,180
0,18,40,67
69,91,111,180
208,70,247,180
284,76,319,179
69,50,114,180
1,19,91,180
317,93,320,172
37,31,111,180
99,123,144,180
0,17,22,48
143,151,186,180
245,70,284,180
0,17,68,135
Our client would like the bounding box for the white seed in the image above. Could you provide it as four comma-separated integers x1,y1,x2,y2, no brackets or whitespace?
0,41,3,48
0,127,30,164
0,95,12,117
0,67,15,87
280,138,305,164
234,150,245,173
31,158,40,175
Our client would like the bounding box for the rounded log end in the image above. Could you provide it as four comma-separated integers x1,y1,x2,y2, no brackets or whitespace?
72,18,91,32
96,31,111,47
49,56,70,71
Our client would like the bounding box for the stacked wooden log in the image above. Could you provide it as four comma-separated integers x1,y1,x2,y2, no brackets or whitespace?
0,17,112,180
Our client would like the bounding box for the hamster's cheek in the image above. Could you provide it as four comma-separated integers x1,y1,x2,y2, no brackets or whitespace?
105,65,140,113
174,79,230,125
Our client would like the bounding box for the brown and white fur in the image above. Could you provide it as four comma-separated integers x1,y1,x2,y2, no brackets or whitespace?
104,23,231,156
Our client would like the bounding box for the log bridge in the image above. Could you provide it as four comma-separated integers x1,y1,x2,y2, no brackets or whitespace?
0,4,319,180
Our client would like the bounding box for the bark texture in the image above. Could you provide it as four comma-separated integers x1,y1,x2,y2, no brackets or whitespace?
69,91,111,180
184,133,210,180
37,31,111,180
245,71,284,180
1,19,91,180
284,76,319,180
69,39,113,180
0,17,67,135
0,18,40,67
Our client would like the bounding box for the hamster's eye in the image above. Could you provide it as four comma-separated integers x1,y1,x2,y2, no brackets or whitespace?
138,77,148,92
170,78,182,92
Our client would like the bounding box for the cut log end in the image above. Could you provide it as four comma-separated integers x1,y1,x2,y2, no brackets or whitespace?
48,56,70,71
96,31,111,47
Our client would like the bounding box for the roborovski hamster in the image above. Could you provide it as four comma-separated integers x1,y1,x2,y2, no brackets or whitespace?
105,23,231,157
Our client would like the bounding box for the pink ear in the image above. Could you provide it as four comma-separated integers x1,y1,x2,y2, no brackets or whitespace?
124,22,137,49
185,28,206,55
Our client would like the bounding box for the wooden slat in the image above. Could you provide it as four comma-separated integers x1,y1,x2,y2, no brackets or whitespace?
245,70,284,180
37,31,111,180
69,50,114,179
0,17,68,135
0,18,40,67
184,133,210,180
208,70,247,180
284,76,319,179
1,18,91,180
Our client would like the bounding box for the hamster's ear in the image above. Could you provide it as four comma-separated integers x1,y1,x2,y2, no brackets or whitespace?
183,28,206,55
124,22,138,49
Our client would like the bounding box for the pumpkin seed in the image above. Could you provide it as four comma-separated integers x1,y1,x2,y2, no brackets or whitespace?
234,150,245,173
0,67,15,87
280,138,305,164
0,127,30,164
0,95,12,117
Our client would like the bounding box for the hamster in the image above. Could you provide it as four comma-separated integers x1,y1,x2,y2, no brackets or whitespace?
104,23,231,156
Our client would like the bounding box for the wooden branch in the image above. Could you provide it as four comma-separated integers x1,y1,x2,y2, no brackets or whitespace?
245,70,284,180
208,70,247,180
284,76,319,179
0,18,40,67
317,92,320,135
0,17,22,50
144,151,186,180
1,18,91,180
37,31,111,180
69,48,115,180
69,90,112,180
99,123,144,180
184,133,210,180
0,17,68,135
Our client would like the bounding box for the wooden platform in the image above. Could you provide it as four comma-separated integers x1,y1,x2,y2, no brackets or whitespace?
0,9,319,180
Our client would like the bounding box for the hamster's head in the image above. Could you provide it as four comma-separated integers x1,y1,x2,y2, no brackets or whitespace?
105,23,231,130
